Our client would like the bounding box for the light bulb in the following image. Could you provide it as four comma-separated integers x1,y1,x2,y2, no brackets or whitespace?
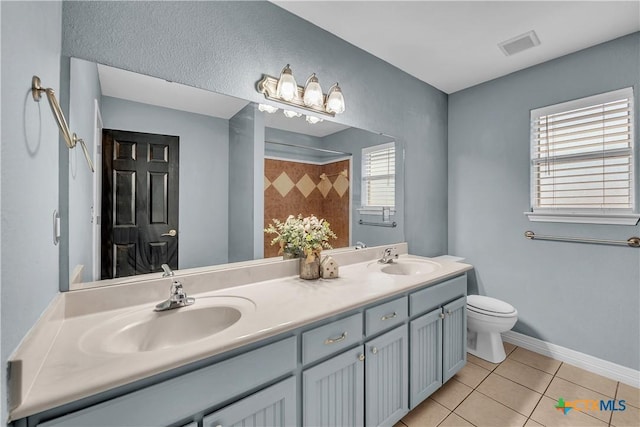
283,110,302,118
258,103,278,113
276,64,297,102
326,83,345,114
303,74,323,108
305,115,323,124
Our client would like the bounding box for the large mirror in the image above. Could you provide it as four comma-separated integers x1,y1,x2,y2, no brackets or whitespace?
66,58,404,288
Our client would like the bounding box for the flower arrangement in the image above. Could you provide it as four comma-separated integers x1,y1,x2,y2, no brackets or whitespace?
265,214,337,263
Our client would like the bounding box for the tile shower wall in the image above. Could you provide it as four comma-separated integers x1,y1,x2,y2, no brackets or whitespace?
264,159,350,257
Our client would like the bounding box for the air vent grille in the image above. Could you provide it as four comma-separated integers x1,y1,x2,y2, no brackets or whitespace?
498,30,540,56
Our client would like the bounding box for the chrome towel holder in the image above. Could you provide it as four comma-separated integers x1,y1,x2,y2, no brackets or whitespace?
524,231,640,248
31,75,95,172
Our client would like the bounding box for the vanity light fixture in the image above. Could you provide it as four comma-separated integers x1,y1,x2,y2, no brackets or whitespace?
283,110,302,119
275,64,298,102
305,115,323,124
303,74,323,107
31,76,95,172
258,103,279,113
257,65,346,118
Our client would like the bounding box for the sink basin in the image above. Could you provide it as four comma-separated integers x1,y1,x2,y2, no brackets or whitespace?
369,259,440,276
80,296,255,355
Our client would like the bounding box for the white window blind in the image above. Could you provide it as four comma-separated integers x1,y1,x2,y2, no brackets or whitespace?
362,142,395,208
530,88,635,215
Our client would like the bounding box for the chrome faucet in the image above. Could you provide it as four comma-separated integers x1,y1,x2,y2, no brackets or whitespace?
355,241,367,249
161,263,174,277
378,247,399,264
155,266,195,311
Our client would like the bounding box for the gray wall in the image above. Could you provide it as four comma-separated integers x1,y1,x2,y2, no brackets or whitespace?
101,96,230,269
1,1,62,422
448,33,640,369
68,58,102,283
61,0,449,259
229,104,265,262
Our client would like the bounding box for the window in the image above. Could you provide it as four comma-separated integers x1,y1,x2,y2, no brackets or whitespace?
361,142,395,209
527,87,638,225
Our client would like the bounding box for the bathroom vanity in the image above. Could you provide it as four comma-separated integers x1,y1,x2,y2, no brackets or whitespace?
9,246,471,427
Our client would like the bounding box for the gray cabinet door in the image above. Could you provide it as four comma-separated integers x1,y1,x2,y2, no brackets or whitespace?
409,308,443,408
443,296,467,382
203,377,296,427
303,346,365,427
365,325,409,427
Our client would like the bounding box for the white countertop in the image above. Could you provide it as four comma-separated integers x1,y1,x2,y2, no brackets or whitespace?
9,252,472,420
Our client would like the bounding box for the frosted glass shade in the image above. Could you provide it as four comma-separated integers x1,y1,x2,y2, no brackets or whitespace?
258,103,278,113
276,65,297,102
305,115,323,124
283,110,302,118
303,74,323,107
326,83,345,114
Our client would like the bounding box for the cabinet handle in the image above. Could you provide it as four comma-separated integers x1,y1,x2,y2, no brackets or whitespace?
371,347,378,354
358,353,365,361
324,332,347,345
380,312,397,321
439,313,445,319
447,310,453,316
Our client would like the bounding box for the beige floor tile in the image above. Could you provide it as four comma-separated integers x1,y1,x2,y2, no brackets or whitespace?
523,419,544,427
611,403,640,426
431,379,474,410
617,382,640,408
393,422,408,427
530,395,608,426
556,363,618,398
438,412,474,427
494,359,553,393
452,362,491,388
504,341,517,356
454,391,527,427
467,353,499,371
508,347,562,375
545,377,612,422
402,398,451,427
477,373,542,417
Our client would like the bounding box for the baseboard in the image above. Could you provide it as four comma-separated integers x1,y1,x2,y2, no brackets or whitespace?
502,331,640,389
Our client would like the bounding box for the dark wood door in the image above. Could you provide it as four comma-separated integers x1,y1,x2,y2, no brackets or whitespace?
101,129,179,279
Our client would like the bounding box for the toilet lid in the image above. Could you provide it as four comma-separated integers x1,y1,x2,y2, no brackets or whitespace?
467,295,516,315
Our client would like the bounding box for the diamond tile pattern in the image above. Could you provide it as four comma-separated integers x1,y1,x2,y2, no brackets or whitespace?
264,176,271,191
296,173,316,197
333,173,349,197
271,171,295,197
395,343,639,427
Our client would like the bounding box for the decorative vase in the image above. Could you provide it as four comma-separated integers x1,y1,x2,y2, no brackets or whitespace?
299,257,320,280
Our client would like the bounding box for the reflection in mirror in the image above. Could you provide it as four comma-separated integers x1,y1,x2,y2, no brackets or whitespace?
67,57,403,288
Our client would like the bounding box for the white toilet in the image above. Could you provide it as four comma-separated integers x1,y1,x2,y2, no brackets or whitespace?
466,295,518,363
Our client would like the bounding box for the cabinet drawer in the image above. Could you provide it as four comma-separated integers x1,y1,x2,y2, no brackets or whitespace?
302,313,362,365
203,377,296,427
365,296,408,336
410,274,466,316
37,337,297,427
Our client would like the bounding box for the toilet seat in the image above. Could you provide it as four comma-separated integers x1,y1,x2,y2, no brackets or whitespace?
467,295,517,318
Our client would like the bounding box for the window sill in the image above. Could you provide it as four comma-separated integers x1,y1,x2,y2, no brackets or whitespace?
524,211,640,226
357,207,396,216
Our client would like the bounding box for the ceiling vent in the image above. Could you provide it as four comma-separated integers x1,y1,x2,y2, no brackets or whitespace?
498,30,540,56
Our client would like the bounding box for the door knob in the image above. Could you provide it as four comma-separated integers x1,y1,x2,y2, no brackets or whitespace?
162,229,177,237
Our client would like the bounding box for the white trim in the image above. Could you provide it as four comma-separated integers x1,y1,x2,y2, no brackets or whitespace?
531,87,634,117
357,207,397,216
502,330,640,388
524,211,640,225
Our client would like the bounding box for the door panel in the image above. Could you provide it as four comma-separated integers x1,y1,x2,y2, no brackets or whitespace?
365,325,408,427
443,296,467,382
102,129,179,279
410,308,443,408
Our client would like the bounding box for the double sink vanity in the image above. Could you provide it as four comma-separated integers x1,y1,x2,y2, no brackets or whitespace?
9,244,472,427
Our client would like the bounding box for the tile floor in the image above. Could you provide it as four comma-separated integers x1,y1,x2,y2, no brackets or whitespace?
395,342,640,427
